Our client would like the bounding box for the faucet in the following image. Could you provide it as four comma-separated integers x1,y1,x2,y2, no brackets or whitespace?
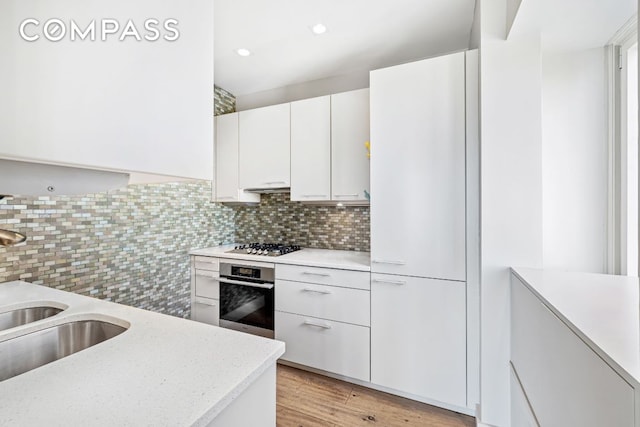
0,229,27,247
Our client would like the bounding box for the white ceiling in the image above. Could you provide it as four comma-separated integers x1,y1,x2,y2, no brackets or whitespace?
214,0,477,97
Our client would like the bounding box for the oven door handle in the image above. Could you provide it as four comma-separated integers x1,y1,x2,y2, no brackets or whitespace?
220,278,275,290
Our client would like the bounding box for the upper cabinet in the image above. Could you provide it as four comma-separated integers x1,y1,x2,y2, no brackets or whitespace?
239,103,291,191
370,52,466,280
290,96,331,201
214,114,260,203
289,89,370,204
0,2,214,182
331,89,370,202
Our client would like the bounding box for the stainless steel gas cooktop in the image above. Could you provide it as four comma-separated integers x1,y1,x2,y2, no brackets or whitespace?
225,243,301,257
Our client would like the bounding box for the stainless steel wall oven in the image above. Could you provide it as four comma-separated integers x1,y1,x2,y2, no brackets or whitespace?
218,260,275,338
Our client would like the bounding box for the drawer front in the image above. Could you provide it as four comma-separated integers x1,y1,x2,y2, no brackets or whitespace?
275,311,370,381
195,270,220,299
276,264,370,290
193,256,219,272
192,297,219,326
275,279,370,326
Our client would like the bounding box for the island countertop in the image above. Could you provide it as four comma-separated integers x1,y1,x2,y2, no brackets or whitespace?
0,281,285,426
511,268,640,388
190,245,371,272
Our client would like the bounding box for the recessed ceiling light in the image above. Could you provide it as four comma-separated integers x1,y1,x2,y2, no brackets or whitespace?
311,23,327,35
236,48,251,57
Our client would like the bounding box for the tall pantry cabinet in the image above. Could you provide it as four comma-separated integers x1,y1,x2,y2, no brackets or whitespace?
369,51,474,410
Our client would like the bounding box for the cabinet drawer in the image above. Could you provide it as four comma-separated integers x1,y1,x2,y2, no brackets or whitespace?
275,279,370,326
275,311,370,381
195,270,220,299
276,264,370,290
192,297,219,326
193,256,219,271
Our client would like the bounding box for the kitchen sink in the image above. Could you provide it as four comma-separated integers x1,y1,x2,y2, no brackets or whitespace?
0,319,127,382
0,306,64,332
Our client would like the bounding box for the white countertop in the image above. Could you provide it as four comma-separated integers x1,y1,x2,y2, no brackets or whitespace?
190,245,371,272
0,281,285,426
511,268,640,388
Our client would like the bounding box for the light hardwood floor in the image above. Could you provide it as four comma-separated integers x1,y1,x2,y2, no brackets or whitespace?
276,364,475,427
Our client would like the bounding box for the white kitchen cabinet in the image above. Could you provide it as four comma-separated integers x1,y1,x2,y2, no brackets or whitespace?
511,275,635,427
193,256,220,272
331,89,370,202
370,52,466,281
290,96,331,201
239,103,291,190
275,311,370,382
195,270,220,300
0,2,214,181
275,279,370,326
370,273,466,408
275,263,371,381
192,297,219,326
214,114,260,203
191,256,220,326
276,264,370,290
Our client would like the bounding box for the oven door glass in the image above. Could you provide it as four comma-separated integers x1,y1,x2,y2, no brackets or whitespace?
219,280,274,335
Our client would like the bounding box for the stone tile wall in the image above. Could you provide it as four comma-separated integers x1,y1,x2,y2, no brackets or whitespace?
0,185,370,318
231,194,370,252
0,181,234,318
214,85,236,115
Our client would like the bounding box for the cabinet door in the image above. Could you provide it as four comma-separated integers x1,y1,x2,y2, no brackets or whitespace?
290,96,331,201
371,274,466,407
331,89,370,202
215,113,260,203
0,1,214,181
239,103,291,189
370,52,466,281
511,276,634,427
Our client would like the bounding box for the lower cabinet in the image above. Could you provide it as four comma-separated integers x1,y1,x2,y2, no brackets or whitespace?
511,275,635,427
371,273,466,408
192,297,219,326
191,256,220,326
275,311,370,381
274,265,371,382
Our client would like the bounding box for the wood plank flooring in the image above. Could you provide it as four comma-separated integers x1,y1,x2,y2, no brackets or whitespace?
276,364,475,427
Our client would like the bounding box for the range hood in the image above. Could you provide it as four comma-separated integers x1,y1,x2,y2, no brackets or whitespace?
243,187,290,194
0,159,130,197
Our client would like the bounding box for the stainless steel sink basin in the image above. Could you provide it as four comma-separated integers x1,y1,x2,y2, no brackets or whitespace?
0,306,64,332
0,320,127,382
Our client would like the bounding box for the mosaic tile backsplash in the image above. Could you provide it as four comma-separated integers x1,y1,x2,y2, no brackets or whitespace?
0,181,235,318
0,184,370,317
231,194,370,252
214,85,236,115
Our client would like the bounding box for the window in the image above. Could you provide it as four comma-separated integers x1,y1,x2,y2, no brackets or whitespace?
609,17,639,276
621,39,638,276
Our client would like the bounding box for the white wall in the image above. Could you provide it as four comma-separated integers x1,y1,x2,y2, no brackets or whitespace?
479,0,544,425
542,49,609,273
